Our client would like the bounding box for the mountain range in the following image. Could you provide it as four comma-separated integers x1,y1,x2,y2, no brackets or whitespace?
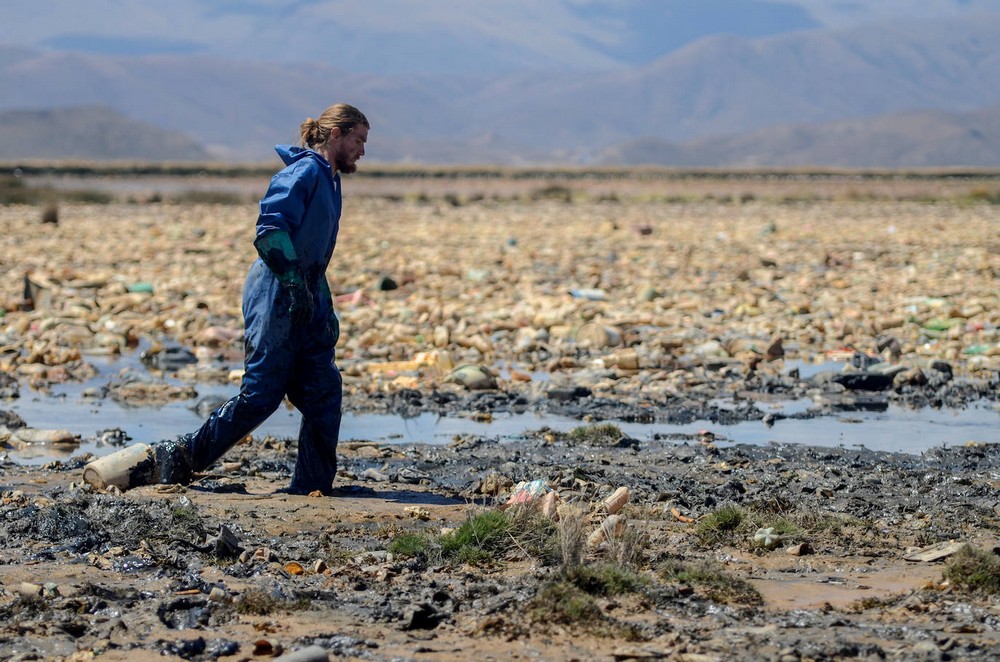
1,11,999,167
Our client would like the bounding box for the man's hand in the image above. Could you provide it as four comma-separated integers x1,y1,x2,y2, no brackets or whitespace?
287,279,315,325
254,230,316,325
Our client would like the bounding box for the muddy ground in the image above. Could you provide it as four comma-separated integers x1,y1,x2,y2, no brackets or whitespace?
0,170,999,660
2,430,1000,661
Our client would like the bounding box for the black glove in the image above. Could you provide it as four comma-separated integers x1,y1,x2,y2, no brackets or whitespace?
287,279,315,325
254,231,315,326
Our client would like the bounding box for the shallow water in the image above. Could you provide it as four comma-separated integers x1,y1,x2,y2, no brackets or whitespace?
5,378,997,465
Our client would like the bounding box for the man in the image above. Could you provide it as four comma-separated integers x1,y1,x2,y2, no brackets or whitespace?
153,103,369,495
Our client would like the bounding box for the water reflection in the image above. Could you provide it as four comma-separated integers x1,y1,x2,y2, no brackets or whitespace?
3,379,997,465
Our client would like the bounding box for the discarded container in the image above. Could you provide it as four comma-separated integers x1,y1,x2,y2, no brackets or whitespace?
587,514,627,547
599,486,630,515
283,561,305,576
607,348,639,370
507,479,550,505
575,323,622,348
272,646,331,662
569,288,607,301
444,364,497,390
539,490,560,519
11,428,77,447
753,527,783,549
22,273,55,311
82,443,157,491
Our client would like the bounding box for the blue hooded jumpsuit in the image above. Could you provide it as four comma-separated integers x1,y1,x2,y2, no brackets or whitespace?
180,145,343,494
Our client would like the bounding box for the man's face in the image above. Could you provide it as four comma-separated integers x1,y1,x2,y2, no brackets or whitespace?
327,125,368,174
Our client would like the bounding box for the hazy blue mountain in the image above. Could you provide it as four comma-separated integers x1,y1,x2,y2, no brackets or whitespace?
0,105,209,161
596,105,1000,168
1,13,1000,165
5,0,999,75
568,0,819,63
0,0,845,75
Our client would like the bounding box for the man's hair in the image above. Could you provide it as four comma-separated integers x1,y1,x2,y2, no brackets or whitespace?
299,104,370,148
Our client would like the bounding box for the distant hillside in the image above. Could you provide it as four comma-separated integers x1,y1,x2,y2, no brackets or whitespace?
0,105,209,161
1,14,1000,165
597,105,1000,168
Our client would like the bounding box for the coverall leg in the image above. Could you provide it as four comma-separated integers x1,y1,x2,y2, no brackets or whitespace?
285,338,342,494
179,276,341,492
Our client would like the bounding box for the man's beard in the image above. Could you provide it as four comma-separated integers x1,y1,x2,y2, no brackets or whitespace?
334,151,357,174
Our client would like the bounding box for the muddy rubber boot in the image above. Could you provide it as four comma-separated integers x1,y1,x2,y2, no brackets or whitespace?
154,438,194,485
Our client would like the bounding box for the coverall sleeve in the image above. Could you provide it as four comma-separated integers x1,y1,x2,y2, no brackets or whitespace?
255,162,319,240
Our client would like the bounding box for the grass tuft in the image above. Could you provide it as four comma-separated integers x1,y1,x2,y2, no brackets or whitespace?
567,423,626,447
695,504,746,546
565,563,648,597
943,545,1000,594
388,532,434,559
558,505,587,571
440,510,512,565
528,581,603,625
660,558,763,606
234,588,281,615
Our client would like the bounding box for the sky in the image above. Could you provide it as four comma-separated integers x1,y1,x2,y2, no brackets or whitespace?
3,0,1000,75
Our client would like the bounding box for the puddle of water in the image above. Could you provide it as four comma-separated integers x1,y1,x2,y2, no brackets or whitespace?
784,358,844,380
4,377,997,465
2,348,996,465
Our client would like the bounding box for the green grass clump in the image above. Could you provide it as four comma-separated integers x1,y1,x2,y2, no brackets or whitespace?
234,588,282,615
388,532,434,559
510,508,562,566
770,518,804,537
943,546,1000,594
440,510,513,565
565,563,648,597
528,581,604,626
660,559,762,606
567,423,625,446
525,563,647,638
234,588,310,615
387,507,561,568
695,504,746,546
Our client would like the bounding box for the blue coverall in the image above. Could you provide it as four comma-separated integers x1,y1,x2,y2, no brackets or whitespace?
180,145,344,494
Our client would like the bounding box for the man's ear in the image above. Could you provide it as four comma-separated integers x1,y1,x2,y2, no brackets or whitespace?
328,126,343,142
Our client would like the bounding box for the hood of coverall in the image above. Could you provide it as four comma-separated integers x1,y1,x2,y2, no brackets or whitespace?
274,145,333,170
